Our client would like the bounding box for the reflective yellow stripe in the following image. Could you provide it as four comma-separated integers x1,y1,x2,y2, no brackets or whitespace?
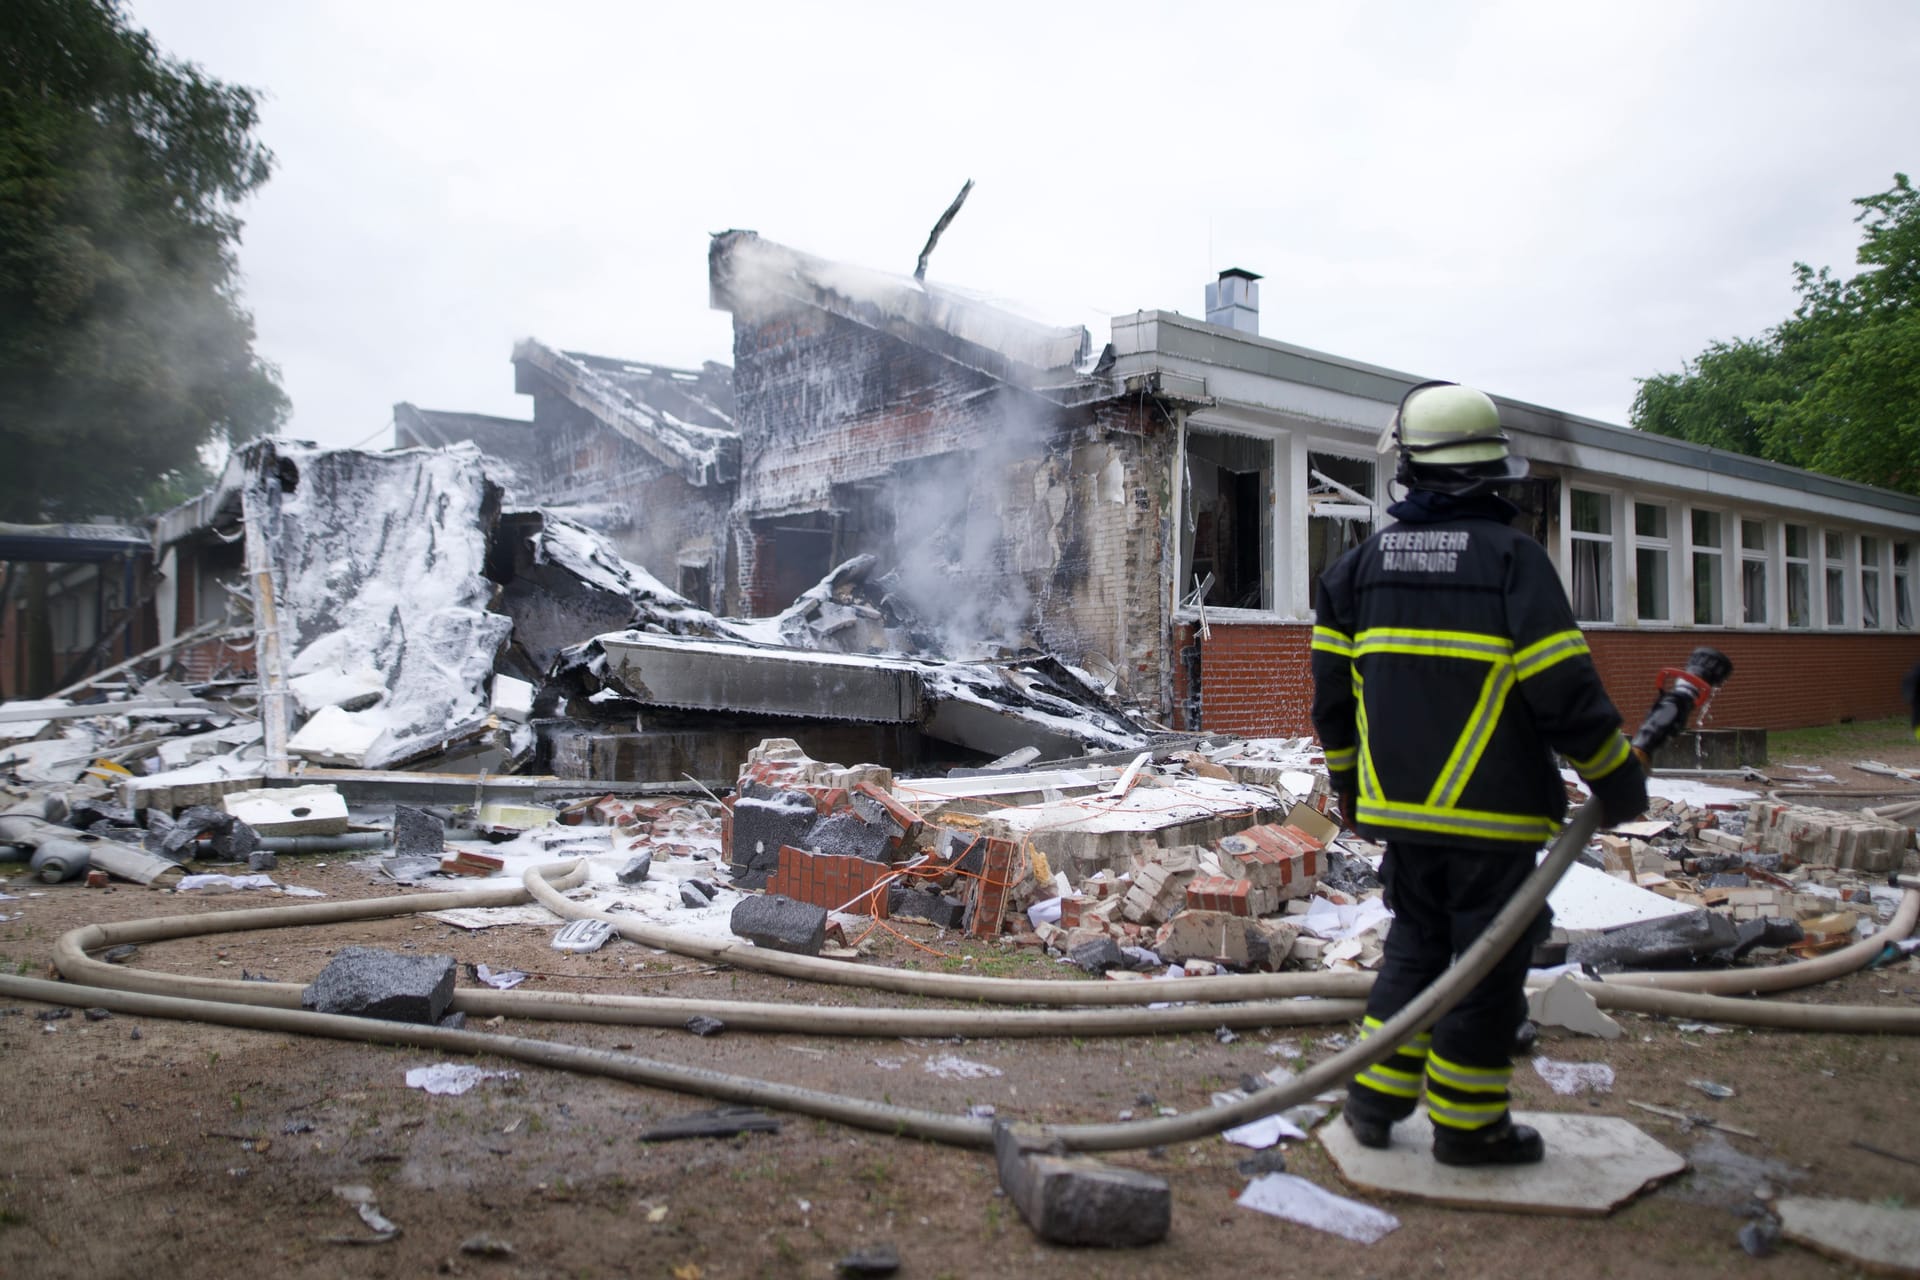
1427,1097,1509,1128
1354,672,1382,801
1352,628,1514,662
1570,731,1632,781
1323,745,1358,770
1425,662,1517,809
1513,629,1590,681
1311,626,1354,657
1360,1016,1430,1047
1426,1054,1513,1092
1356,797,1559,844
1355,1067,1423,1099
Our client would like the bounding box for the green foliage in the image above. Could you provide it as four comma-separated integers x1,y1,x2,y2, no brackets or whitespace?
1632,174,1920,495
0,0,286,522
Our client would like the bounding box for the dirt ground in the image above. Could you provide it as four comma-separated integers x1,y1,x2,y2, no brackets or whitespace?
3,734,1919,1280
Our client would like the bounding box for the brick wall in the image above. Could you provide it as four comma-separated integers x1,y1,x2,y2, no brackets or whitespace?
1172,618,1918,737
1173,620,1316,736
1584,630,1915,730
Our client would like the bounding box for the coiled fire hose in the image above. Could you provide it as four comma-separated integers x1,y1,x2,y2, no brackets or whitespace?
3,646,1917,1150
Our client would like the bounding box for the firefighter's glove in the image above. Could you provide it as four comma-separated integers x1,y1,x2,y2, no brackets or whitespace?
1590,756,1649,828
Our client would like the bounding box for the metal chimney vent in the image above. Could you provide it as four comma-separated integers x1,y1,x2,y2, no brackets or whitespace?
1205,267,1262,335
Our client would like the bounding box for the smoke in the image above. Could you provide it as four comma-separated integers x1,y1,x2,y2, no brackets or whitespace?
882,389,1054,659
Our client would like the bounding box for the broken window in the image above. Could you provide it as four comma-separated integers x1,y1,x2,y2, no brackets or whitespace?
678,562,711,612
1569,489,1613,623
1306,452,1375,613
1180,429,1271,610
751,513,836,613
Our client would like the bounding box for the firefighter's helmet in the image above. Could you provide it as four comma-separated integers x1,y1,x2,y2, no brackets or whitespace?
1379,380,1528,494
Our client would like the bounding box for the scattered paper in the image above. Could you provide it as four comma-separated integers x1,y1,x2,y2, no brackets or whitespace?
1532,1056,1615,1095
177,874,278,892
1212,1089,1310,1149
1026,897,1062,928
404,1062,521,1096
1237,1173,1399,1244
475,964,527,990
921,1054,1002,1081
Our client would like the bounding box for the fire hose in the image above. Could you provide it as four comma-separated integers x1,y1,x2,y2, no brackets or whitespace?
4,647,1918,1151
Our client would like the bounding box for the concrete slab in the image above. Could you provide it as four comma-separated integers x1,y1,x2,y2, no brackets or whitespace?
599,633,923,723
1319,1110,1684,1216
1776,1196,1920,1276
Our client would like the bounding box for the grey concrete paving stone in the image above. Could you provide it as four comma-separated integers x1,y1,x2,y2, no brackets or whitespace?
994,1122,1171,1247
730,894,829,955
301,946,457,1023
1319,1110,1685,1216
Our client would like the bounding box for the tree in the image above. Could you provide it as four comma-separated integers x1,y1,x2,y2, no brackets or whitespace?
1632,174,1920,495
0,0,287,524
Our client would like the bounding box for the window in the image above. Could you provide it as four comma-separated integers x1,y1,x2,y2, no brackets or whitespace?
1739,518,1768,626
1860,536,1883,630
1569,489,1613,622
1181,429,1272,610
1897,542,1913,630
1690,509,1723,625
1635,502,1670,622
1306,453,1376,613
1824,530,1847,626
1785,524,1812,628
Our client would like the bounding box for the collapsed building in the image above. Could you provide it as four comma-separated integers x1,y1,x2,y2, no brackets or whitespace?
400,232,1920,744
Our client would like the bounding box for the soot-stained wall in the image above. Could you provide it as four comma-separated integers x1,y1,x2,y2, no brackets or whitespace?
726,304,1176,709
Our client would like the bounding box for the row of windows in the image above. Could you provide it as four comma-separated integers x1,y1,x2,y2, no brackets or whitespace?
1175,425,1918,632
1568,489,1915,631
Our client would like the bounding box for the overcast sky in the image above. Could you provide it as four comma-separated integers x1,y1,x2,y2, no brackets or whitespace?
132,0,1919,449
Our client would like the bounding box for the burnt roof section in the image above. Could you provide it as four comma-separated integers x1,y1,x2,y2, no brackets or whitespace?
393,404,542,482
0,520,149,563
512,340,739,487
708,230,1111,405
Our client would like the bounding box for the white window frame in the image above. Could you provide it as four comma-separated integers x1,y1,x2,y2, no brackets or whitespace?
1687,506,1726,627
1304,446,1381,616
1895,540,1914,631
1860,534,1885,630
1822,529,1851,629
1737,516,1770,627
1564,485,1618,624
1631,500,1674,624
1784,522,1813,629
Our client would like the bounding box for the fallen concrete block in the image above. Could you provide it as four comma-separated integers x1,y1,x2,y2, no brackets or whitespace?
1068,936,1124,975
393,805,446,856
158,805,259,863
1526,973,1623,1039
1246,917,1300,970
1154,909,1258,967
286,704,384,768
728,790,819,887
730,894,829,955
491,674,535,722
993,1122,1171,1247
222,784,350,838
1567,909,1740,973
617,852,653,885
888,884,965,928
302,946,456,1023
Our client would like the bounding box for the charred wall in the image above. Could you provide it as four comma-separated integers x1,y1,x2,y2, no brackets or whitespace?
727,302,1176,709
528,390,732,602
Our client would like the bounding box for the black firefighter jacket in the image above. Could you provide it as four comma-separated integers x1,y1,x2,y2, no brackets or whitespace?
1310,499,1634,853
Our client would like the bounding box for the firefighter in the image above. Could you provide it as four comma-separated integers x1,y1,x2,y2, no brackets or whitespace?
1311,381,1647,1166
